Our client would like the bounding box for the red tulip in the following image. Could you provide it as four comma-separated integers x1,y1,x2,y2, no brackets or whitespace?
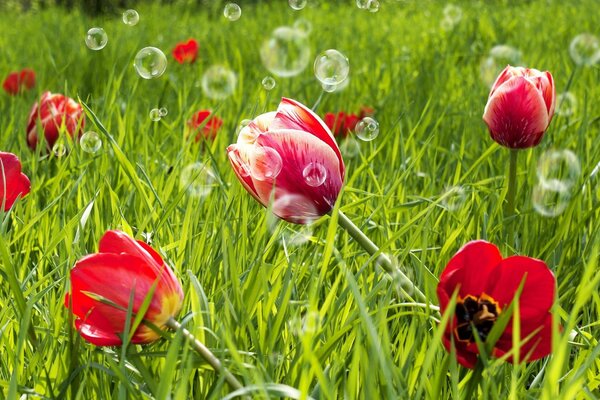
324,111,360,139
437,240,555,368
483,65,555,149
187,110,223,141
65,230,184,346
2,68,35,95
0,152,31,211
358,105,375,119
173,39,199,64
26,91,85,151
227,98,344,224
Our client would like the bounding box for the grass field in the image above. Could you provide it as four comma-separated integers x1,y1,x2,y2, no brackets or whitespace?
1,0,600,398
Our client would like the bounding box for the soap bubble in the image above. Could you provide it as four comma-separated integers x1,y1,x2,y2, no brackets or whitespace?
443,4,462,25
537,150,581,192
441,185,467,211
367,0,380,12
249,147,283,181
340,137,360,158
314,49,350,86
85,27,107,50
134,47,167,79
288,0,307,10
122,9,139,26
52,142,67,157
201,65,237,100
355,117,379,141
556,92,577,117
80,131,102,154
293,18,312,35
569,34,600,66
480,45,522,87
149,108,161,121
262,76,276,91
302,162,327,187
223,3,242,21
532,184,570,218
260,26,311,78
159,107,168,117
180,162,218,198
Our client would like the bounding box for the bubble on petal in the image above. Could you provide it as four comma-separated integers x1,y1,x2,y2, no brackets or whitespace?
85,27,108,50
262,76,276,91
288,0,307,10
134,47,167,79
355,117,379,141
201,65,237,100
556,92,577,117
80,131,102,154
479,45,522,87
180,162,218,198
249,146,283,181
223,3,242,21
302,162,327,187
340,138,360,158
569,33,600,66
149,108,161,121
260,26,311,78
441,185,467,211
314,49,350,86
122,9,139,26
537,150,581,192
532,184,570,218
293,18,312,35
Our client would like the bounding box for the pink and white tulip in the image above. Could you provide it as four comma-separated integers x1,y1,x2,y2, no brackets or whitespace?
483,65,555,149
227,98,345,224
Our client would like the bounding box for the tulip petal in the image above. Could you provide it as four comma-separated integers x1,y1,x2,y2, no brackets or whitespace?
442,334,478,369
437,240,503,311
99,230,161,267
75,318,123,346
2,72,19,95
483,76,550,148
485,256,555,324
0,152,31,211
270,98,344,177
227,144,264,205
493,314,553,363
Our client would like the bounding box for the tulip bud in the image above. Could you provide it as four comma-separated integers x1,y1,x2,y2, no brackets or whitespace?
483,65,555,149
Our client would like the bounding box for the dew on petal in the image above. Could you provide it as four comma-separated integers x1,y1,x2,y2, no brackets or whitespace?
302,162,327,187
249,146,283,181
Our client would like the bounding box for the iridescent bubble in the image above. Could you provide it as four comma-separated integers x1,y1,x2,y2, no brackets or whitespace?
288,0,307,10
340,137,360,158
262,76,276,91
134,47,167,79
249,147,282,181
149,108,161,121
293,18,312,35
443,4,462,25
223,3,242,21
569,34,600,66
356,0,369,9
532,184,570,218
480,45,522,87
85,27,107,51
302,162,327,187
159,107,168,117
80,131,102,154
355,117,379,141
180,162,218,198
314,49,350,86
441,185,467,211
201,65,237,100
122,9,139,26
260,26,311,78
52,142,67,157
537,150,581,192
556,92,577,117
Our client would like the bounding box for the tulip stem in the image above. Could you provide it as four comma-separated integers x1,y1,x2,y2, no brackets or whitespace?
505,149,519,244
166,318,244,392
336,210,427,303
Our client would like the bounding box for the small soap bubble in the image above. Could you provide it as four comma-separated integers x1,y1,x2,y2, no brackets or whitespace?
569,33,600,66
293,18,312,35
149,108,161,121
537,150,581,192
532,184,570,218
134,47,167,79
122,9,139,26
260,26,311,78
52,142,67,158
340,138,360,158
556,92,577,117
159,107,168,117
80,131,102,154
249,147,283,181
262,76,276,91
302,162,327,187
314,49,350,86
180,162,218,198
223,3,242,21
288,0,307,10
201,65,237,100
355,117,379,141
85,27,107,50
441,185,467,211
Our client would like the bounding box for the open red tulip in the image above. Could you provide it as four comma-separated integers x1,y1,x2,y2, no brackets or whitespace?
0,152,31,212
227,98,345,224
437,240,555,368
324,111,360,139
26,91,85,151
65,230,184,346
173,39,199,64
187,110,223,141
483,65,555,149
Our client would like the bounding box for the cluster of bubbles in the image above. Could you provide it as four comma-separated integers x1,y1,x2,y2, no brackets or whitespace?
134,47,167,79
440,4,462,30
569,33,600,66
355,117,379,141
223,3,241,21
80,131,103,154
533,150,581,217
149,107,168,122
356,0,380,12
260,26,311,78
441,185,467,212
201,65,237,100
479,45,522,87
261,76,276,91
556,92,577,117
288,0,307,10
85,27,108,51
122,9,139,26
180,162,218,198
314,49,350,92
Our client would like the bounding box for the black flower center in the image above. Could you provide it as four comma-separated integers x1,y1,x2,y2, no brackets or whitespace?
454,294,501,343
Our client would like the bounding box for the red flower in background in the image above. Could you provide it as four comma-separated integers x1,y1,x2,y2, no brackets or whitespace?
188,110,223,141
0,152,31,211
26,91,85,151
437,240,555,368
65,230,184,346
2,68,36,95
483,65,555,149
324,106,374,139
173,39,199,64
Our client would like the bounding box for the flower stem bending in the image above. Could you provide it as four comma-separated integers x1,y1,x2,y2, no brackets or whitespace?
337,210,427,303
505,149,519,243
166,317,243,392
